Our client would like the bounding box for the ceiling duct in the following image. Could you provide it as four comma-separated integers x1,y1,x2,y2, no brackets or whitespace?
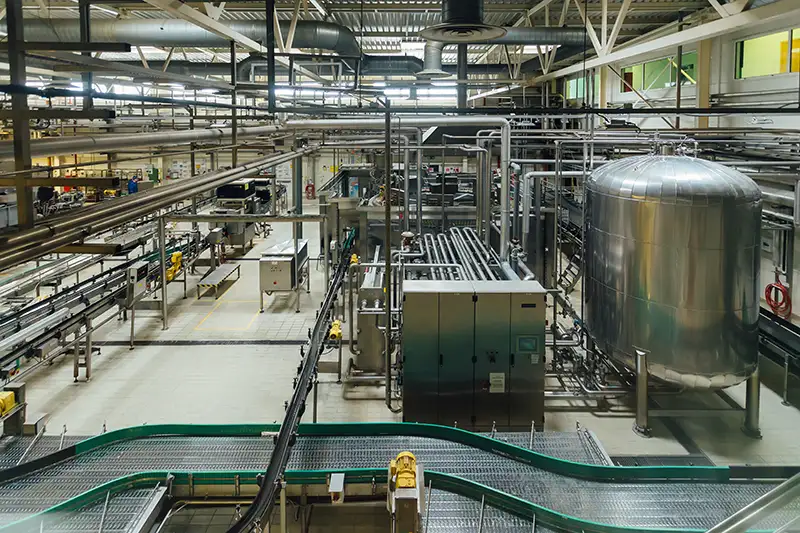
417,41,449,79
419,0,506,43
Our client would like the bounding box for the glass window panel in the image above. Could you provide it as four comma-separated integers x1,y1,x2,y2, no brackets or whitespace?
735,31,788,79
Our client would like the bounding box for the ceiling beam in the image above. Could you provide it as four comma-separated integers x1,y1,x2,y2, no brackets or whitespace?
139,0,325,82
532,0,800,83
475,0,559,64
572,0,604,55
605,0,633,53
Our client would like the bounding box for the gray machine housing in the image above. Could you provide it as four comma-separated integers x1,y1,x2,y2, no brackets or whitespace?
403,279,546,431
259,239,309,292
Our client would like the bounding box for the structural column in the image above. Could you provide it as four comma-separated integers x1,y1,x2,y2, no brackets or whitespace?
457,44,468,109
6,0,34,229
230,41,238,167
79,0,93,111
598,66,608,108
696,39,712,129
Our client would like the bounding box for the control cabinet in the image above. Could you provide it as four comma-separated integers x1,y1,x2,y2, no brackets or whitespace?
126,260,149,306
402,280,546,430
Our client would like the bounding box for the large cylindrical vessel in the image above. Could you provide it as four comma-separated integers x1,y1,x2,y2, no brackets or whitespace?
585,154,762,389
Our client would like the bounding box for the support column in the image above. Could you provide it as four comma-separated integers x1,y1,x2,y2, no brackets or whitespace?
457,44,468,109
743,367,762,438
230,41,238,167
294,155,303,238
7,0,33,229
79,0,92,111
696,38,712,129
598,66,608,108
633,348,652,437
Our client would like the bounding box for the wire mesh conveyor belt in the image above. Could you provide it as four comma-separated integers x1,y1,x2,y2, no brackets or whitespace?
0,424,798,533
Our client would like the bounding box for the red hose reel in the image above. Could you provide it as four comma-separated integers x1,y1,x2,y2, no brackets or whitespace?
766,272,792,319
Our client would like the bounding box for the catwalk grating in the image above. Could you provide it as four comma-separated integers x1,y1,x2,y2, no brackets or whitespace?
0,432,796,531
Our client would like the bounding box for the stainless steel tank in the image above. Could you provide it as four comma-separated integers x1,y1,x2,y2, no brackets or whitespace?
584,155,762,389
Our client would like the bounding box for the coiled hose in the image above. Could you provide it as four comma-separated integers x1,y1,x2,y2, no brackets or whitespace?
766,273,792,319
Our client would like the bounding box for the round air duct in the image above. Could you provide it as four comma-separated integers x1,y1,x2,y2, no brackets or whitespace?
416,41,450,79
419,0,506,43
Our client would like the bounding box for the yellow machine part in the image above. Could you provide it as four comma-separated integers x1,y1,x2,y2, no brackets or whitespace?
0,391,15,416
350,254,359,265
165,252,183,282
390,451,417,489
329,320,342,341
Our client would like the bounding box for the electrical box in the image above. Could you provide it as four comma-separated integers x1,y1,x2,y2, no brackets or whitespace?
126,260,149,306
259,239,309,292
402,280,546,430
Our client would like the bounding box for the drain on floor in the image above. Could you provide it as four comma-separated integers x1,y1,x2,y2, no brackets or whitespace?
611,455,715,467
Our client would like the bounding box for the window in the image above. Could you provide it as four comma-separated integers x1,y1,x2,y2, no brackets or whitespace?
791,28,800,73
735,30,790,78
620,64,643,92
565,73,600,101
676,51,697,85
621,54,696,92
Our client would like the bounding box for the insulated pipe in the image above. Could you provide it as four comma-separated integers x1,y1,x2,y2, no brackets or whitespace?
285,117,512,259
0,125,283,161
0,147,316,269
22,19,362,57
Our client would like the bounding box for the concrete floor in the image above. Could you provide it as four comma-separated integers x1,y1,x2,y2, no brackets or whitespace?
12,200,800,468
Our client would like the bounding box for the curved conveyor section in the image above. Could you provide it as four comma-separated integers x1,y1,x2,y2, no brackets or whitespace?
0,423,797,533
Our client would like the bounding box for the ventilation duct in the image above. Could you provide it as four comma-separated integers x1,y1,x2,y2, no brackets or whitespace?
417,42,449,79
420,0,506,43
417,27,587,79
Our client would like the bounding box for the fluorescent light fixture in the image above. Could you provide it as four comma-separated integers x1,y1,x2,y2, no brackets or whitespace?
468,84,520,101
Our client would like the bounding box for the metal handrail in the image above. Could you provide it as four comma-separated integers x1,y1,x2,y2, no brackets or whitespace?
706,471,800,533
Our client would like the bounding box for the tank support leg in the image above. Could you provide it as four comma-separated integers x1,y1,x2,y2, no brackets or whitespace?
633,348,652,438
743,366,762,439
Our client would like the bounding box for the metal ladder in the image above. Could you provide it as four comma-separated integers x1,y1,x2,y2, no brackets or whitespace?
557,250,582,294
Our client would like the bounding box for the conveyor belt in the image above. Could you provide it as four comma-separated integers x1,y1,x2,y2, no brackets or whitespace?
0,424,797,533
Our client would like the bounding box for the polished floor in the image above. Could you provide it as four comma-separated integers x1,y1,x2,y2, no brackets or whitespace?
11,200,800,469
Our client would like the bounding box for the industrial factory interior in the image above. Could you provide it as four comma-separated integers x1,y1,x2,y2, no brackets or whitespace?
2,0,800,531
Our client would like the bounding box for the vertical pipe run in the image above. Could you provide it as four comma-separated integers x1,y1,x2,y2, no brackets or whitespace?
500,125,511,259
403,137,410,231
159,216,169,330
294,155,303,238
675,13,684,129
634,348,651,437
416,128,424,235
476,151,484,238
265,0,277,113
384,103,393,410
